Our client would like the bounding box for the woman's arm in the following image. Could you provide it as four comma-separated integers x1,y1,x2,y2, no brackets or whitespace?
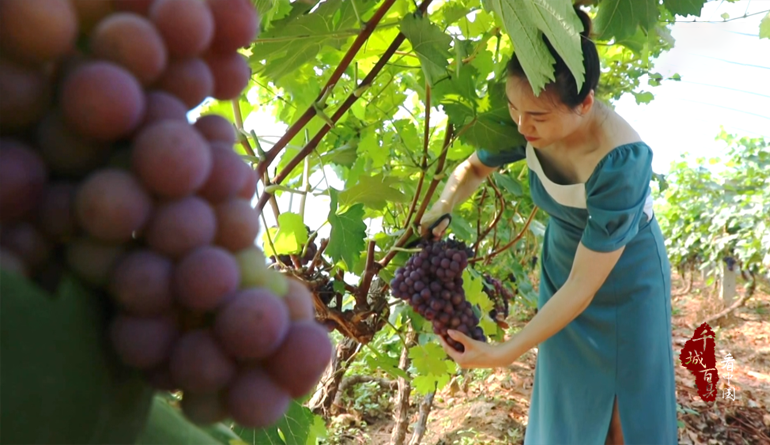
435,152,497,211
496,243,625,364
420,153,498,235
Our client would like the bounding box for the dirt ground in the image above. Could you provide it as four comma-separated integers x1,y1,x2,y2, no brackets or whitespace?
326,272,770,445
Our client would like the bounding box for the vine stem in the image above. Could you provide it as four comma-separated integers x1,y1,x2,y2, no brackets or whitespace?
470,206,539,264
376,118,478,269
299,155,310,220
474,176,505,250
355,240,377,309
259,211,285,268
308,238,329,275
256,0,436,212
257,0,401,179
403,83,431,230
411,117,476,223
377,122,454,269
251,20,402,44
385,319,411,352
231,100,281,220
474,187,487,256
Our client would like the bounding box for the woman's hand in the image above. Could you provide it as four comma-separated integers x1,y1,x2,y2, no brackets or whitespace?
438,329,508,369
419,202,451,239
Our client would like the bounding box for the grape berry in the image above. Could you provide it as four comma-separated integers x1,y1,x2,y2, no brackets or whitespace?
0,0,332,430
390,238,487,353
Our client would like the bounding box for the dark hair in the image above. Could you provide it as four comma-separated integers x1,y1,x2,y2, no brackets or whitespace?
506,6,600,109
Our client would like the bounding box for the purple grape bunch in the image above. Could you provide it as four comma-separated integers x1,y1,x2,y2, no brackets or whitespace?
390,238,487,352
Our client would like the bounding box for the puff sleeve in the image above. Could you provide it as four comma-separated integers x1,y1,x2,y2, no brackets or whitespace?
580,143,654,253
476,145,526,168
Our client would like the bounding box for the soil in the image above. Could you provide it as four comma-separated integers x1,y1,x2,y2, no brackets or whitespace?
325,272,770,445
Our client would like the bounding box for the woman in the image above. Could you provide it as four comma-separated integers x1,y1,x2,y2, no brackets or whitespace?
419,7,678,445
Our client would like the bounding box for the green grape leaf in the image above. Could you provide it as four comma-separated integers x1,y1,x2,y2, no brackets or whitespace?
255,0,292,31
399,13,453,86
594,0,660,42
493,171,524,196
479,315,500,337
322,142,358,167
364,352,411,381
327,188,367,269
408,343,454,394
524,0,585,93
136,396,224,445
409,343,451,376
486,0,583,95
448,213,474,240
662,0,707,18
633,91,655,104
358,128,388,168
339,174,409,210
463,269,494,315
0,271,155,445
393,119,422,151
232,401,320,445
432,63,480,106
412,374,450,395
444,82,526,152
487,0,554,96
262,212,308,256
760,12,770,39
441,3,473,26
252,0,374,80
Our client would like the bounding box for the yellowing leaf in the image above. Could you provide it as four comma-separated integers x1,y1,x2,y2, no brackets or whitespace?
262,212,308,257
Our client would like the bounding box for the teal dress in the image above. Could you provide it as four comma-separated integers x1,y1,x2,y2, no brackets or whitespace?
477,142,678,445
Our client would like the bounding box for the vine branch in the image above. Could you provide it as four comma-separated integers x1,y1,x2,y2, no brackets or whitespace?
403,83,431,230
474,187,487,256
257,0,401,179
231,100,281,220
474,176,505,251
377,122,454,269
411,118,475,223
470,206,539,264
356,240,377,309
256,0,435,212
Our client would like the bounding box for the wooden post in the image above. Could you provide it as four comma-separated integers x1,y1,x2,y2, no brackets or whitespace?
720,261,737,307
390,331,416,445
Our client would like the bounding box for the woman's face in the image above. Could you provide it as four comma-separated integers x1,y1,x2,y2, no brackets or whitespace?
505,76,593,148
